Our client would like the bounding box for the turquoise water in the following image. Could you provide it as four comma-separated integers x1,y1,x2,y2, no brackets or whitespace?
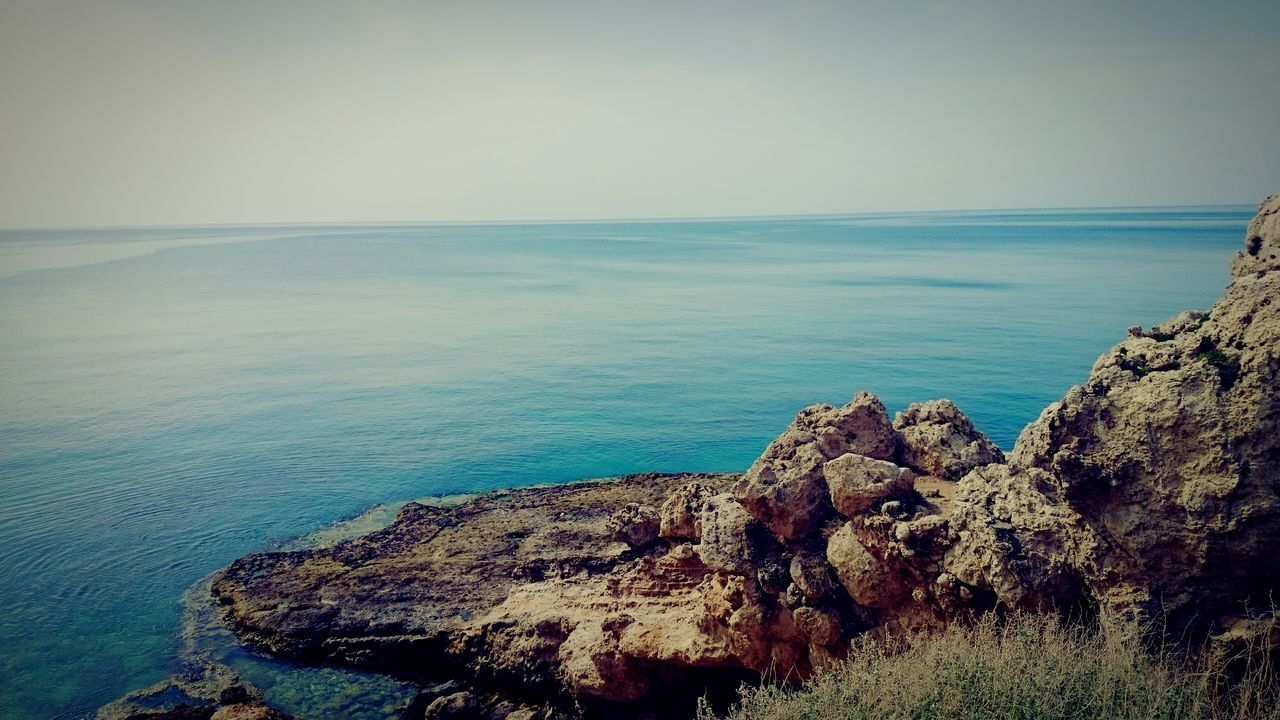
0,207,1253,718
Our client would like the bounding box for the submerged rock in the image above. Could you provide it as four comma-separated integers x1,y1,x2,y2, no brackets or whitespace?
95,661,293,720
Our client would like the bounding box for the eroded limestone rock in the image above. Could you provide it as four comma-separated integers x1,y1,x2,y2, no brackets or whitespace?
658,482,716,541
788,552,835,603
826,522,903,609
824,453,914,517
95,661,291,720
1004,199,1280,630
943,464,1101,614
893,399,1004,479
607,503,661,549
696,494,768,575
1232,192,1280,277
734,392,895,542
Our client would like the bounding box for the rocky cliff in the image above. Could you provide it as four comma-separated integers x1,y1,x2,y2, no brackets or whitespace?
207,195,1280,720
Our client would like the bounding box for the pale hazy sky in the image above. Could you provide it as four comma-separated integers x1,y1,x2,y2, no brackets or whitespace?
1,0,1278,227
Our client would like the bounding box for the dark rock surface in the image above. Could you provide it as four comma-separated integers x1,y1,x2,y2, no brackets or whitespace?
95,661,295,720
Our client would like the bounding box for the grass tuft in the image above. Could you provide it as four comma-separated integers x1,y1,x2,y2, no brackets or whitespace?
710,614,1278,720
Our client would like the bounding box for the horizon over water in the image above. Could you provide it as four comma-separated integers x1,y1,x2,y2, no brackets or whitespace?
0,201,1243,233
0,205,1255,719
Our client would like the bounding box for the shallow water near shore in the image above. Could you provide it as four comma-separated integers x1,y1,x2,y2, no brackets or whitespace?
0,207,1254,718
173,506,433,720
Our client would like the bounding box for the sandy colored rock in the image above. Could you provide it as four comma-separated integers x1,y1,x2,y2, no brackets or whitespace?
943,464,1101,613
211,473,735,676
824,453,914,517
825,522,908,610
1006,195,1280,630
893,399,1004,479
607,503,661,549
658,482,716,540
1231,192,1280,277
474,551,788,706
734,392,896,541
791,606,842,647
696,494,767,575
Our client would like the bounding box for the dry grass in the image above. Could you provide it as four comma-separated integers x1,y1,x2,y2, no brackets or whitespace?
711,614,1279,720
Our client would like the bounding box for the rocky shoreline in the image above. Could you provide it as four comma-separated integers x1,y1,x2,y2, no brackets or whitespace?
105,195,1280,720
210,471,743,713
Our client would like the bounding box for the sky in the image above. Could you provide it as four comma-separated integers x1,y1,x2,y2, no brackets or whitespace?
1,0,1278,227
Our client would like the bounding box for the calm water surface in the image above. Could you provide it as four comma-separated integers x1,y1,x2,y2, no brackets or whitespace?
0,208,1254,718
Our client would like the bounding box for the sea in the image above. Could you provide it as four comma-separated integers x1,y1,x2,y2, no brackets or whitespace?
0,206,1256,719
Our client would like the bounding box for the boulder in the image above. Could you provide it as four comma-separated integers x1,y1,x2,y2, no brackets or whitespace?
825,522,908,610
788,552,835,603
943,464,1099,613
734,392,895,541
658,482,716,540
696,494,764,575
893,399,1004,479
606,503,661,549
755,555,791,595
824,453,914,517
422,692,479,720
791,606,842,647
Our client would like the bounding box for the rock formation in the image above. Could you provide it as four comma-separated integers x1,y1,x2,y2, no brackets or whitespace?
894,399,1005,479
732,391,897,543
206,195,1280,719
96,662,295,720
994,192,1280,632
